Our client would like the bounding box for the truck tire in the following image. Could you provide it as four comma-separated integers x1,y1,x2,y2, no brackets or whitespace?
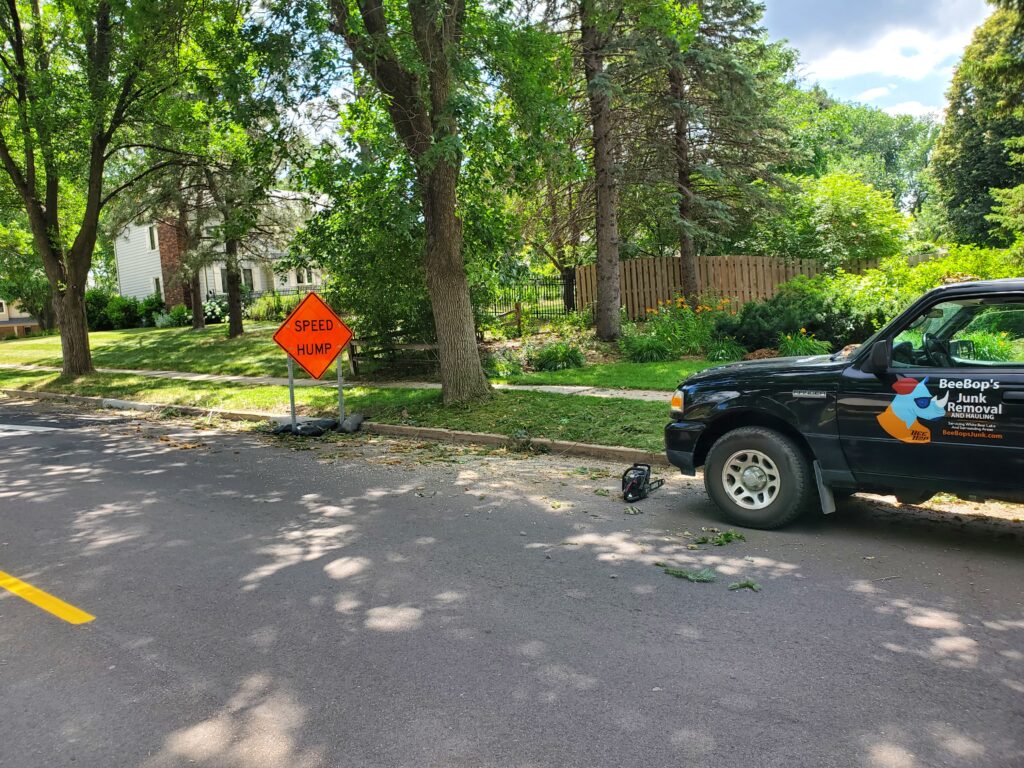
704,427,815,529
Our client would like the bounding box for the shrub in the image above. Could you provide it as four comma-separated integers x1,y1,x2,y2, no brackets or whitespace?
620,296,746,361
202,296,228,324
153,311,175,329
527,341,585,371
778,329,831,357
619,326,675,362
138,292,165,326
652,297,735,353
168,304,191,326
729,274,875,352
104,295,142,329
482,349,524,378
85,288,114,331
549,309,593,337
834,245,1024,333
705,336,746,362
247,293,302,322
959,331,1015,362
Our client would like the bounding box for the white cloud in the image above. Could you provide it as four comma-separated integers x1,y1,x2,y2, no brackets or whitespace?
883,101,943,118
856,86,891,102
805,27,974,82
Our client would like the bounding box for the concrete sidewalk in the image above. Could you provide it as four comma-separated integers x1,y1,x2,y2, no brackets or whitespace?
0,363,670,402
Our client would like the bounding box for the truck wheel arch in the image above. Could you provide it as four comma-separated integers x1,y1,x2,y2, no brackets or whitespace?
694,410,815,469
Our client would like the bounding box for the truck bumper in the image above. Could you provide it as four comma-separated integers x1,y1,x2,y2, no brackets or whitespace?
664,421,705,476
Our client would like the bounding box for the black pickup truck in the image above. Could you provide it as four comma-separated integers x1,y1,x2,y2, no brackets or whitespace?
665,279,1024,528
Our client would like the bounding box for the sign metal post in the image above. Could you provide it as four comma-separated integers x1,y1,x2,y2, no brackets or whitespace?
337,357,345,425
287,356,297,431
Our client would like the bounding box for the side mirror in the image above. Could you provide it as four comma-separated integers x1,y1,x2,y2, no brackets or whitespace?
862,340,891,375
949,338,975,360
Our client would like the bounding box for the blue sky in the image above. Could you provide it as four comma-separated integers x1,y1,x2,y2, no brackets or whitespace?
762,0,992,117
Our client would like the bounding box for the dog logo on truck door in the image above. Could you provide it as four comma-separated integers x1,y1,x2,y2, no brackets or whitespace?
877,376,948,444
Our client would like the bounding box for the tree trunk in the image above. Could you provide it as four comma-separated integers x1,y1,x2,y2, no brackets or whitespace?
37,293,57,331
190,274,205,331
560,266,577,312
670,65,700,302
582,3,621,340
224,239,244,338
54,287,92,376
421,163,490,404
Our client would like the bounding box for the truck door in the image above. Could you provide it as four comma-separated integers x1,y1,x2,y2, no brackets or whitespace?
837,294,1024,495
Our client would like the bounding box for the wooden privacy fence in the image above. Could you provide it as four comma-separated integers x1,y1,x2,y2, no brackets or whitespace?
575,254,932,321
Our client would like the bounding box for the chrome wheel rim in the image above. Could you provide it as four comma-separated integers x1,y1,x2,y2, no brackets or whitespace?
722,449,780,510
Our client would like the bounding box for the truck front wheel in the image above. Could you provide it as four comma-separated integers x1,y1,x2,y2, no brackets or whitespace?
704,427,815,529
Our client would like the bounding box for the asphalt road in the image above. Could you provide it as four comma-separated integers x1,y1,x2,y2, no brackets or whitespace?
1,397,1022,768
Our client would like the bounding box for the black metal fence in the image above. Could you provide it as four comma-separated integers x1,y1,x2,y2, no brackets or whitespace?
487,277,575,320
206,286,321,301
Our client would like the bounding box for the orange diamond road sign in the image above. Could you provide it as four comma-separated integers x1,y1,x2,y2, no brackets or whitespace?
273,293,353,379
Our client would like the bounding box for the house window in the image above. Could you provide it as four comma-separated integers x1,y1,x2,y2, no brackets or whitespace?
220,268,229,293
153,277,162,299
242,268,254,290
296,268,309,285
0,300,6,314
148,226,158,251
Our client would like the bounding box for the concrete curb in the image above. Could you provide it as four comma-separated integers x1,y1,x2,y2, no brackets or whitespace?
361,422,669,467
0,388,670,467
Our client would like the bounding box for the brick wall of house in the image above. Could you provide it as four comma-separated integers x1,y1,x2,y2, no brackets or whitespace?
156,221,188,307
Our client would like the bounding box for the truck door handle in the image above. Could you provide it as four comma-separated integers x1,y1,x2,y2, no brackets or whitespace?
1003,390,1024,403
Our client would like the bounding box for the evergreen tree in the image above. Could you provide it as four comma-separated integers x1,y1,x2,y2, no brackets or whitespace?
932,7,1024,245
663,0,793,296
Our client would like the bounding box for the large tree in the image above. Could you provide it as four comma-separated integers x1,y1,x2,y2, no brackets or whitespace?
777,89,938,209
105,162,217,329
498,2,591,312
161,0,315,337
578,0,700,336
734,172,910,269
326,0,492,403
0,0,192,374
932,7,1024,245
579,0,623,340
662,0,790,297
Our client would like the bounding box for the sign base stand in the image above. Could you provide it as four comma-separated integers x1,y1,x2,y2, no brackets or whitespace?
270,291,363,438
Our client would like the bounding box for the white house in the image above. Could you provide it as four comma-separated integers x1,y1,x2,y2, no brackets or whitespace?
113,221,320,307
0,297,38,338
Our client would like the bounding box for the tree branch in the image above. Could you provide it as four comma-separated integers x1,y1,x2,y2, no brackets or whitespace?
99,159,180,210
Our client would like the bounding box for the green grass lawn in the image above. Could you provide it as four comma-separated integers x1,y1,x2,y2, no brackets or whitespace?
0,369,670,452
0,325,350,380
1,326,719,390
503,359,717,390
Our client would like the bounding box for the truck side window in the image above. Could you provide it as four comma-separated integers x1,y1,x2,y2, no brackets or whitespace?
949,303,1024,365
891,301,960,368
892,299,1024,368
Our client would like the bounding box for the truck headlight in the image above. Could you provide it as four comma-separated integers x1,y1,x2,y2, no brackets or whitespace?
670,390,684,420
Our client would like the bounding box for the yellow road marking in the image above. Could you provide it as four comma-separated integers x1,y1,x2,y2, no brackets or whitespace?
0,570,95,624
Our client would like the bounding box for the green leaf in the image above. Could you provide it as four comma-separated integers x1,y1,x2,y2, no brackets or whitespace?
661,566,716,583
728,579,762,592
